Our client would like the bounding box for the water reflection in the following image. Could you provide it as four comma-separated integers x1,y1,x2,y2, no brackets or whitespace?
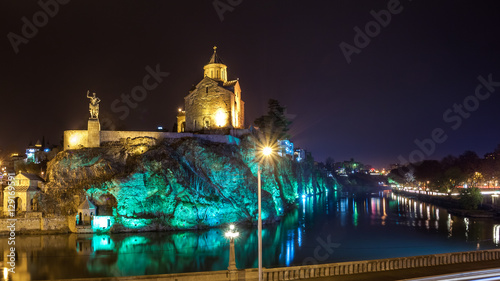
464,218,470,240
2,191,499,280
494,225,500,245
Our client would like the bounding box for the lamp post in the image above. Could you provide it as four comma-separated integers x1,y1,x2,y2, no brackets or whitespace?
225,224,239,280
258,146,272,281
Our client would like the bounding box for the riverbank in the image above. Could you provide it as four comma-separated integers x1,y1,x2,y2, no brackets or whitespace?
0,210,288,236
393,189,500,219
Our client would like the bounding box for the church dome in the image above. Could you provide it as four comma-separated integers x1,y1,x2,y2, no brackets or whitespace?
203,46,228,82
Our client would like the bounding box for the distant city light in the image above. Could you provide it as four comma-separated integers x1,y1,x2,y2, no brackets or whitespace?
157,126,163,130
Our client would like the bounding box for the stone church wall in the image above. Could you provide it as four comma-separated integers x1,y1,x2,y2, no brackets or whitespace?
185,80,234,131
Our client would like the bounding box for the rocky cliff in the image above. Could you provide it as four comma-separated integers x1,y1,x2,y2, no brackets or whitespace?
43,135,336,231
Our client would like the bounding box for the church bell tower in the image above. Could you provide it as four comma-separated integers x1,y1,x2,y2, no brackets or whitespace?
203,46,228,82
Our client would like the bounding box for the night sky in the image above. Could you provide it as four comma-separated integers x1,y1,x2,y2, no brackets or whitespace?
2,0,500,168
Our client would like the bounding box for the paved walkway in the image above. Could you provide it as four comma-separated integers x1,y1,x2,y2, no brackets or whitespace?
403,268,500,280
305,260,500,281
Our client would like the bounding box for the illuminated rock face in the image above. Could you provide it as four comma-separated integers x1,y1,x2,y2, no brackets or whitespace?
45,136,333,231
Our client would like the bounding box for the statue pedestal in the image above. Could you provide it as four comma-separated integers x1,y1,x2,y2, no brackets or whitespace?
87,119,101,148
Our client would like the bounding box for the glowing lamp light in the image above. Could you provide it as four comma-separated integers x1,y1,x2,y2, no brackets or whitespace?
263,146,272,156
225,224,239,239
70,135,80,146
215,109,227,127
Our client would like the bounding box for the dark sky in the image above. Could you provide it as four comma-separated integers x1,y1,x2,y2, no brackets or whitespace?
2,0,500,168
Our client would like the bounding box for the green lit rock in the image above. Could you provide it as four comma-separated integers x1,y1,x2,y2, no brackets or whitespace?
43,136,336,231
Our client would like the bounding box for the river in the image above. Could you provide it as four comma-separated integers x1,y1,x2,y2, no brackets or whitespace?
3,191,500,280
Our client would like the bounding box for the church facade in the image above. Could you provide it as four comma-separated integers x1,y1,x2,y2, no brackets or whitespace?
177,47,245,132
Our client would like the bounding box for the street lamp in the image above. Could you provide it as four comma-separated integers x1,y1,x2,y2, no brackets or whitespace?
257,146,272,281
225,224,239,272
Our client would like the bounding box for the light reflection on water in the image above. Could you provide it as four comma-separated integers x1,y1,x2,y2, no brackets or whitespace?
494,225,500,245
2,191,500,280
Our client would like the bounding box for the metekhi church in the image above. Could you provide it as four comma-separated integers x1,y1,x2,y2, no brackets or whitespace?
177,46,245,132
63,47,248,150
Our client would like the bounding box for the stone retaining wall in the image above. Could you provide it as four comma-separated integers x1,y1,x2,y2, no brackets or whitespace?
0,216,71,234
49,248,500,281
65,129,247,150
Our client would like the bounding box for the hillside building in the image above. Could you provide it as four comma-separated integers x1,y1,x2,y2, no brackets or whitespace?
177,47,245,132
64,47,248,151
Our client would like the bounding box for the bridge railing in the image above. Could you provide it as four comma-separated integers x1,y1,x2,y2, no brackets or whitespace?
52,249,500,281
260,248,500,280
